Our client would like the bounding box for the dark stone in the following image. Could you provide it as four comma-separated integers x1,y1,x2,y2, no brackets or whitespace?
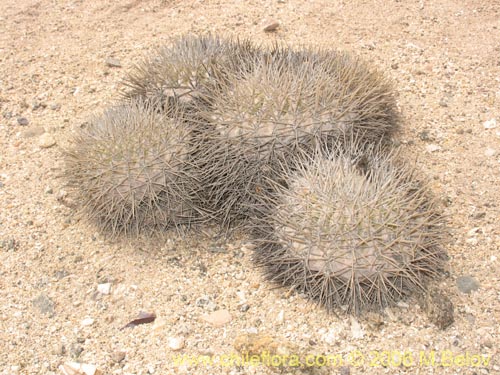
17,117,29,126
456,276,480,294
33,294,55,316
422,288,454,330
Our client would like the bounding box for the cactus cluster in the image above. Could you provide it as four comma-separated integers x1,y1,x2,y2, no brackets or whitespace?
191,47,399,225
63,34,447,315
63,99,201,235
250,139,446,314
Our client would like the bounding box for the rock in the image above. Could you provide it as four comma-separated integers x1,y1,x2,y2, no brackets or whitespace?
50,103,61,111
456,276,480,294
39,133,56,148
105,57,122,68
97,283,111,295
480,336,493,349
32,100,46,110
167,336,185,351
466,237,478,245
70,343,84,359
483,118,497,129
110,351,126,363
33,294,55,316
263,20,280,32
418,130,432,141
350,317,365,339
17,117,29,126
239,304,250,312
438,98,448,107
422,288,454,330
23,127,45,138
484,148,497,157
467,227,481,237
81,317,95,326
426,144,441,153
276,309,284,324
0,238,18,251
201,309,232,327
52,343,66,355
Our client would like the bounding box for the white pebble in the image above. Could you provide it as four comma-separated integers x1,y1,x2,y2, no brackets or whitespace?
276,309,285,324
483,118,497,129
81,317,94,327
167,336,185,351
426,144,441,153
484,148,497,157
39,133,56,148
97,283,111,295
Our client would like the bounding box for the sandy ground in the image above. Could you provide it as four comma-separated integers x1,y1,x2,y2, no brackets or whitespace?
0,0,499,374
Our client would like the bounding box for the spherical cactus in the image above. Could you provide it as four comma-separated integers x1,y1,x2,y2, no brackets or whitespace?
192,47,399,227
120,34,259,109
63,99,201,235
250,141,447,314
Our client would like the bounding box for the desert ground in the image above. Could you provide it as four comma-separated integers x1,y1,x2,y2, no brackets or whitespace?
0,0,499,374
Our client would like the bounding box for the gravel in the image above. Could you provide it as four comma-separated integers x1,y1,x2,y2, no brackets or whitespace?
0,1,499,375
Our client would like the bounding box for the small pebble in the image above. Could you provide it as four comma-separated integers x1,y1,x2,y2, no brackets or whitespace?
422,289,454,330
239,304,250,312
167,336,185,351
263,20,280,32
484,148,497,157
0,238,18,251
70,343,84,359
17,117,29,126
456,276,480,294
97,283,111,295
50,103,61,111
201,309,232,327
276,309,285,324
105,57,122,68
81,317,95,326
418,130,432,141
426,144,441,153
23,127,45,138
39,133,56,148
32,100,45,110
439,99,448,107
33,294,55,316
111,351,126,363
52,343,65,356
483,118,497,129
350,317,365,339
